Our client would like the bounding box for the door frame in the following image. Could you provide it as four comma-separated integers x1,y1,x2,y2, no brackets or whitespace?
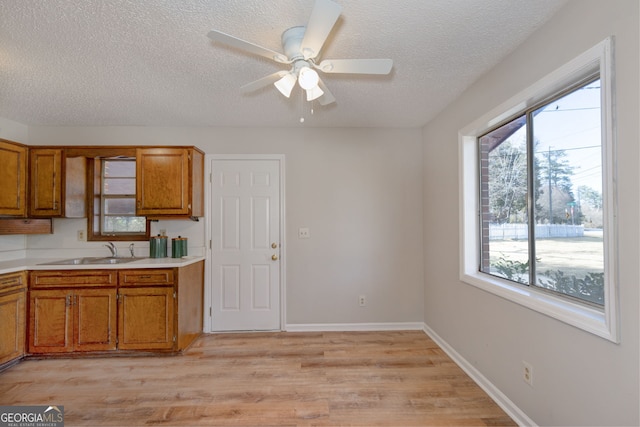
203,154,286,333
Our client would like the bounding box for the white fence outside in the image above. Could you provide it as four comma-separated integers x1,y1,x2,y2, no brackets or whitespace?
489,223,584,240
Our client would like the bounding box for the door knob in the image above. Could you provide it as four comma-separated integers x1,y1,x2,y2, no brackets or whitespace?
271,254,278,261
271,243,278,249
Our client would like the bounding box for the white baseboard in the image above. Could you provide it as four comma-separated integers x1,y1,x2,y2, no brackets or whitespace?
285,322,425,332
422,323,536,427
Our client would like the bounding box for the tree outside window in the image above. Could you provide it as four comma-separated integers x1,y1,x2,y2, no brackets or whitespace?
479,79,604,305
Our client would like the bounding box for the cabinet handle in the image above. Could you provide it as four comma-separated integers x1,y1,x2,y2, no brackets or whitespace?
65,295,71,307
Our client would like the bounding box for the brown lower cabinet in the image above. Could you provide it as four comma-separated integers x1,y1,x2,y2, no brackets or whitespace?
117,268,176,350
29,270,117,354
27,261,203,356
29,288,117,353
0,272,27,367
117,286,175,350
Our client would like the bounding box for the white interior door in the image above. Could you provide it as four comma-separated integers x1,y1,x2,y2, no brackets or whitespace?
210,158,281,331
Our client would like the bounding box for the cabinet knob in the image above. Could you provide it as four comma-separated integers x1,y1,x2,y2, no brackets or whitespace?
271,254,278,261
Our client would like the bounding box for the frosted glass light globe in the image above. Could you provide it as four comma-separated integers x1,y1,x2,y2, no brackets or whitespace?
298,67,319,90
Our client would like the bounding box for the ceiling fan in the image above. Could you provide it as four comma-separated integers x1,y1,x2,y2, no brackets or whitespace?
206,0,393,106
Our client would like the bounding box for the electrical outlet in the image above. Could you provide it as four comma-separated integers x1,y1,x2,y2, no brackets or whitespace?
359,295,366,307
298,227,310,239
77,230,85,241
522,361,534,387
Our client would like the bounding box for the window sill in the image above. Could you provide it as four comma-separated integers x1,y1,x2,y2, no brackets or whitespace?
461,270,618,343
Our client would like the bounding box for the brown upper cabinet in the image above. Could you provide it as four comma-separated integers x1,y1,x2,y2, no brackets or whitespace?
29,148,64,217
0,139,28,217
0,141,204,225
136,147,204,219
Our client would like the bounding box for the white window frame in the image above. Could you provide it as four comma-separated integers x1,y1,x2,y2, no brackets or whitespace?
459,37,619,342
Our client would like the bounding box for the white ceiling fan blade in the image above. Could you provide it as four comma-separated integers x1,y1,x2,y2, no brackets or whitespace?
300,0,342,59
207,30,289,63
316,78,335,106
240,71,289,94
317,59,393,75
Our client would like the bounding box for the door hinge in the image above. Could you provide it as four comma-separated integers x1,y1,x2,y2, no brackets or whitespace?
209,172,212,183
209,239,212,249
173,335,176,343
209,307,212,317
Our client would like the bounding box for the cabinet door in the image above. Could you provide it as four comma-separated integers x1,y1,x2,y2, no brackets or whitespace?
29,289,72,353
118,287,175,350
29,148,64,217
0,140,27,217
0,290,26,365
74,289,117,352
136,148,189,216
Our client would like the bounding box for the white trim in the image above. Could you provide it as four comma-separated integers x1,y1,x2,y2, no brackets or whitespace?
285,322,425,332
205,154,286,332
422,324,536,427
203,155,213,333
458,37,619,342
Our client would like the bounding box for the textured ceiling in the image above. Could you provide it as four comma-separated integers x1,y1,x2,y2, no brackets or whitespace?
0,0,567,128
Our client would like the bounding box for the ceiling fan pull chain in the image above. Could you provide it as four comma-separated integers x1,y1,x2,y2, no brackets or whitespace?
299,89,305,123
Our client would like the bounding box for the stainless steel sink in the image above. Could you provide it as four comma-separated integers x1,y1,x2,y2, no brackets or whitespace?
39,257,145,265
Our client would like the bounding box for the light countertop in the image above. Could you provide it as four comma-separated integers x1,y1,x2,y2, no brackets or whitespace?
0,256,205,275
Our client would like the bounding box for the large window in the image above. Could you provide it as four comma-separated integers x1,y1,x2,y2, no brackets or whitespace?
460,38,618,341
479,78,603,306
88,158,149,241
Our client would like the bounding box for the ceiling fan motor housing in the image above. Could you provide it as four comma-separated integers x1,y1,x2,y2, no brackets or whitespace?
281,26,308,62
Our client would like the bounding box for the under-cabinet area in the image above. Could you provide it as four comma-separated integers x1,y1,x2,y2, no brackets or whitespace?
0,259,204,370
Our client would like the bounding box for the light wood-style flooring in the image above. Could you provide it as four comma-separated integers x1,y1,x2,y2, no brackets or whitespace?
0,331,516,426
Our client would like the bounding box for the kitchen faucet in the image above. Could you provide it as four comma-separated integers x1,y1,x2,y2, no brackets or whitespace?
104,242,117,258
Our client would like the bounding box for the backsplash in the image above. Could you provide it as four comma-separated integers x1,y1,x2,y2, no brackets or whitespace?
0,217,206,260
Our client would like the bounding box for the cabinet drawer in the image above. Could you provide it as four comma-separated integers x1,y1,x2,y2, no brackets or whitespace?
30,270,116,289
0,272,26,294
118,269,174,287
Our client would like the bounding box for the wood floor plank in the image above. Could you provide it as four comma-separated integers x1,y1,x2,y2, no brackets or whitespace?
0,330,516,426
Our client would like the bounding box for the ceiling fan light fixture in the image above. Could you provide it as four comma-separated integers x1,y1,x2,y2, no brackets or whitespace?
298,67,320,90
274,73,297,98
305,85,324,101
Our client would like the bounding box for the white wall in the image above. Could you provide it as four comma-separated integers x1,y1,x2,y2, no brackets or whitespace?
0,116,28,143
422,0,639,425
25,126,425,326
